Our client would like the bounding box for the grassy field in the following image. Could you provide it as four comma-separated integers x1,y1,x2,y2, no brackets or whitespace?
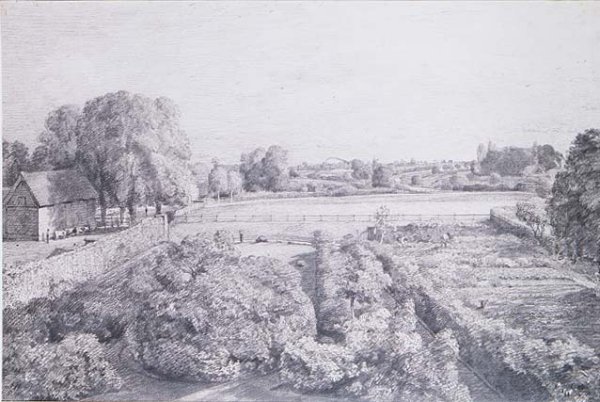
171,192,536,242
197,191,535,217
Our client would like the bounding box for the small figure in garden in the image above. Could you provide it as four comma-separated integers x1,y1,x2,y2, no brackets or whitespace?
46,228,50,243
145,206,148,217
441,232,453,248
239,230,244,243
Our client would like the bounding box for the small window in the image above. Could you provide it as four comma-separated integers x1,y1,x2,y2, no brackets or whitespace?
17,196,26,206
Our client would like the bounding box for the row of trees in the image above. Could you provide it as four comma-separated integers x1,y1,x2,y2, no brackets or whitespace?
476,141,563,176
4,91,194,224
204,145,290,200
351,159,395,188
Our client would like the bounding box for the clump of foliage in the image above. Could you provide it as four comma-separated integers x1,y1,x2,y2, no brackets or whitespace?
3,333,122,400
4,233,317,397
548,129,600,262
351,159,373,180
123,234,317,381
240,145,289,192
515,201,547,243
477,143,561,177
292,235,471,401
372,163,394,188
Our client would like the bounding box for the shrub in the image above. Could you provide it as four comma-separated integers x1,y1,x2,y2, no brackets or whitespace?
3,333,122,401
411,175,422,186
515,202,547,242
280,337,359,392
372,165,394,188
125,236,317,380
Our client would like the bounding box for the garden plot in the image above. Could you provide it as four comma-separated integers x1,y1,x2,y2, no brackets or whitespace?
408,229,600,353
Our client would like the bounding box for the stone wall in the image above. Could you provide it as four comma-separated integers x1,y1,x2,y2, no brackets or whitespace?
3,216,167,309
489,207,531,237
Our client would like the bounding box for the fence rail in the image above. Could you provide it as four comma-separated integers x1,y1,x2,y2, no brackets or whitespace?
173,213,489,225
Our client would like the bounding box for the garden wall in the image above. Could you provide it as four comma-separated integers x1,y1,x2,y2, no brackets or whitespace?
3,216,167,309
489,207,531,237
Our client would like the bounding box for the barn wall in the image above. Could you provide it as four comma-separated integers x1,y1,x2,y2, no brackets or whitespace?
4,206,38,241
38,199,98,239
5,181,36,207
3,182,39,241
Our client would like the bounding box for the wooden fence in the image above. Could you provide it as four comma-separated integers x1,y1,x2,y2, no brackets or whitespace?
173,213,489,225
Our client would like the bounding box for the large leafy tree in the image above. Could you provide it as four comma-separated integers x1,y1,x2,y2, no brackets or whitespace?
3,140,31,187
208,163,228,202
227,169,243,200
239,145,289,192
37,105,80,170
547,129,600,260
77,91,192,224
263,145,289,191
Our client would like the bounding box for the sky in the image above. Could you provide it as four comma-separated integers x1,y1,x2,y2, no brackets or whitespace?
2,1,599,164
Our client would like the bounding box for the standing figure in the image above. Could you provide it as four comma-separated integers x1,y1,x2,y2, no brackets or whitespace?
145,206,148,217
239,230,244,243
46,228,50,244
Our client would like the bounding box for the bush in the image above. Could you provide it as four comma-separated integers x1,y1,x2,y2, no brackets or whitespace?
3,333,122,400
411,175,422,186
302,238,472,401
125,236,317,381
372,165,394,188
280,337,359,392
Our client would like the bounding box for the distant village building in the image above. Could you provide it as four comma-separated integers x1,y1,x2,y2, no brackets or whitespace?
3,170,98,241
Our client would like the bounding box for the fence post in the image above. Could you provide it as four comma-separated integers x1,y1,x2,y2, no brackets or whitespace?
163,214,170,241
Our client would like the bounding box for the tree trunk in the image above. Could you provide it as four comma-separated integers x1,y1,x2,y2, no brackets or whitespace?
99,191,107,227
127,202,136,224
155,201,162,215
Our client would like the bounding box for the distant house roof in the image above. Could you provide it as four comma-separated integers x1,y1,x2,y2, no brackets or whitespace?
20,170,98,207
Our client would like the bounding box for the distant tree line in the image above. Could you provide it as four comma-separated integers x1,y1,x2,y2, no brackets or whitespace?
3,91,194,224
476,141,563,176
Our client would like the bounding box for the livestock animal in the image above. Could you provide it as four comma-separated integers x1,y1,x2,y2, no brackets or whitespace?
54,230,67,240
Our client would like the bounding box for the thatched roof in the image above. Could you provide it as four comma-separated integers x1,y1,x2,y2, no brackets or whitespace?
20,170,98,207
